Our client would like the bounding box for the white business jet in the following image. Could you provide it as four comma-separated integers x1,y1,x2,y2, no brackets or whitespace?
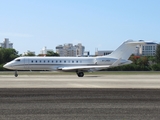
3,40,144,77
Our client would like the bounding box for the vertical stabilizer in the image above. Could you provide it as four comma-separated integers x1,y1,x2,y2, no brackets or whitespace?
107,40,145,60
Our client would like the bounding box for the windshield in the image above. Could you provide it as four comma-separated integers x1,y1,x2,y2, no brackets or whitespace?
15,59,21,62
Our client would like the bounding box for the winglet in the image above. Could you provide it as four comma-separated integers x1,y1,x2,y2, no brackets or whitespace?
111,58,121,67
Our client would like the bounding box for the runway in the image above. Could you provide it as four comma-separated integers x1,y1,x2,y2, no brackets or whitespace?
0,74,160,120
0,74,160,88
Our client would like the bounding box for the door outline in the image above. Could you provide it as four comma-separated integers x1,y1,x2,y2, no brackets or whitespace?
24,58,29,70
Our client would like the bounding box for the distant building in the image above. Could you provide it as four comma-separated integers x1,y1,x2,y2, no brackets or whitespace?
95,50,113,56
83,51,90,56
136,41,157,56
75,43,85,56
0,38,13,48
40,46,53,55
56,43,85,57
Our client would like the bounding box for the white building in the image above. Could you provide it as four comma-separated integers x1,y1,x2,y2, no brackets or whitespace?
95,50,113,56
56,43,85,57
40,46,54,55
137,41,157,56
83,51,90,56
0,38,13,48
75,43,85,56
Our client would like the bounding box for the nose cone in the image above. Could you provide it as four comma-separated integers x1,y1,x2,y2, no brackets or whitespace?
3,63,12,69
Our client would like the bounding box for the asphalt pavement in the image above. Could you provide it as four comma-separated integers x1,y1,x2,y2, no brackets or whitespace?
0,88,160,120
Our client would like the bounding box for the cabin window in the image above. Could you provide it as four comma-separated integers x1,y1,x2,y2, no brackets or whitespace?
52,61,54,63
48,60,50,63
56,61,58,63
64,61,66,63
31,60,33,63
44,60,45,63
40,60,41,63
72,61,74,63
35,60,37,63
60,60,61,63
76,61,78,63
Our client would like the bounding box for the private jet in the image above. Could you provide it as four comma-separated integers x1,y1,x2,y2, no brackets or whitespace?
3,40,145,77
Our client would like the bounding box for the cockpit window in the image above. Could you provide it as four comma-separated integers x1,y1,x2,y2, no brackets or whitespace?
15,59,21,61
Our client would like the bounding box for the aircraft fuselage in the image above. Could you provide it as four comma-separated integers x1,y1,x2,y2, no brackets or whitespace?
3,56,131,71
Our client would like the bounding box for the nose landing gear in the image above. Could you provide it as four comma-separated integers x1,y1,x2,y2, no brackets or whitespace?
15,71,18,77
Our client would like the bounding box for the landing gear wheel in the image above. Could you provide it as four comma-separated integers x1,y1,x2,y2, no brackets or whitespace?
77,72,84,77
15,71,18,77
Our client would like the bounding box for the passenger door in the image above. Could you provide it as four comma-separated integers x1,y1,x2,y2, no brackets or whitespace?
24,58,29,70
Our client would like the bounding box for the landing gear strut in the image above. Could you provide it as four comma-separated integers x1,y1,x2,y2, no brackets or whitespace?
15,71,18,77
76,71,84,77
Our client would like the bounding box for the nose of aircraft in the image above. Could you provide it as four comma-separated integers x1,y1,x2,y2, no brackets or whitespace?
3,63,12,69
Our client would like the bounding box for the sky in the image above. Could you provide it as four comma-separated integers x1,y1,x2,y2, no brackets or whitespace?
0,0,160,55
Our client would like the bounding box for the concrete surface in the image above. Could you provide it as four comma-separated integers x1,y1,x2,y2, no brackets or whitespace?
0,74,160,88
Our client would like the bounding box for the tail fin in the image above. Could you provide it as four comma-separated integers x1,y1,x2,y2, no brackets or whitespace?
107,40,145,60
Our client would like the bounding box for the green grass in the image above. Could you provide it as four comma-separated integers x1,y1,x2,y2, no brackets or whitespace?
0,71,160,75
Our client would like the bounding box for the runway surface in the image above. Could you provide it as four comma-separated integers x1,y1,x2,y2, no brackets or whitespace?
0,74,160,88
0,74,160,119
0,88,160,120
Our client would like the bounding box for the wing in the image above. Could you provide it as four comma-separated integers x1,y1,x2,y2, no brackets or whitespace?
59,65,111,71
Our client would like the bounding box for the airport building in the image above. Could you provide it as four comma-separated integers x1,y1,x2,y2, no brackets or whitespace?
56,43,85,57
0,38,13,49
137,41,157,56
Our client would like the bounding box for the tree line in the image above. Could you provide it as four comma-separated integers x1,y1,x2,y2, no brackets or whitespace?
1,44,160,71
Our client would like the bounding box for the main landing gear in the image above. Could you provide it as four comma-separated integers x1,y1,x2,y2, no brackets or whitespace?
76,71,84,77
15,71,18,77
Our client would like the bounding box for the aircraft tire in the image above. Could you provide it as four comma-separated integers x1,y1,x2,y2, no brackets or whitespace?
77,72,84,77
15,71,18,77
15,74,18,77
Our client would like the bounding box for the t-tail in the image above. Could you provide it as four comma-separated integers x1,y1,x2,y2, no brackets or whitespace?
107,40,145,60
